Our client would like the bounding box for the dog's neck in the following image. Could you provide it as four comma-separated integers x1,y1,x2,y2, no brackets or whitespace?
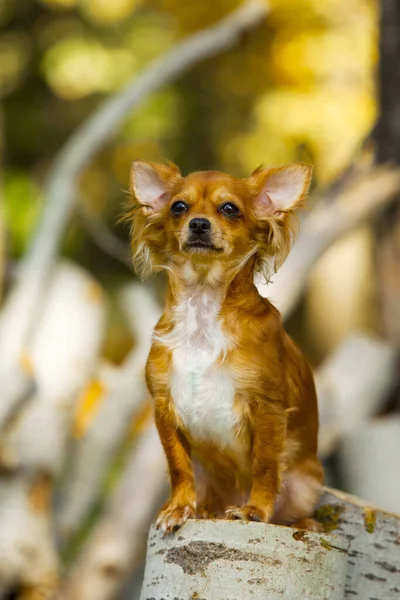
165,256,257,309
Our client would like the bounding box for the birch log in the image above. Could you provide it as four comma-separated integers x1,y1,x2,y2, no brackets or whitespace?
59,424,167,600
141,488,400,600
338,417,400,514
0,261,106,598
315,332,398,457
57,283,161,540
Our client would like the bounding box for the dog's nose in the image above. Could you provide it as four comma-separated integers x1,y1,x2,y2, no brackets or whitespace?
189,218,211,234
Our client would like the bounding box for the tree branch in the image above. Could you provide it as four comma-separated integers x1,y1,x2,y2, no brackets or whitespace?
0,262,106,597
59,424,167,600
57,284,161,540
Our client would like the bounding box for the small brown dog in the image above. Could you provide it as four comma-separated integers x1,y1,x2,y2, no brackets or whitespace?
128,160,323,534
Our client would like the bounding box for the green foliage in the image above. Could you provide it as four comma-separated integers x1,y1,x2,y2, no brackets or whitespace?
4,169,42,256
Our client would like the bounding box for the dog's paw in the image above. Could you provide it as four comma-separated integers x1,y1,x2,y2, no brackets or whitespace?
225,504,272,523
155,502,196,534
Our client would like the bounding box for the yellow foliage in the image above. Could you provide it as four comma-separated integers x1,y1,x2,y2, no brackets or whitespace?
73,379,106,439
40,0,79,8
36,0,377,181
42,37,136,99
81,0,142,25
0,34,30,95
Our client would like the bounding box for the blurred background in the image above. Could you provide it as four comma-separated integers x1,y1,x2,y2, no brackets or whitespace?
0,0,399,598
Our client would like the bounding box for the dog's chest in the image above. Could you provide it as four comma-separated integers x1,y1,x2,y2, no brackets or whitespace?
161,292,238,448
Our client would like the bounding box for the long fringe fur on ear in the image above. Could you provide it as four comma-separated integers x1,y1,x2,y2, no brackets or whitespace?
248,163,311,283
121,159,181,278
254,210,300,283
120,194,165,279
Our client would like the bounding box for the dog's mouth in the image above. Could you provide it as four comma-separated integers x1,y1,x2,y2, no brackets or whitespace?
184,240,223,253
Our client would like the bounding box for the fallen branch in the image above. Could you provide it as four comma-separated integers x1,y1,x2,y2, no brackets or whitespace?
316,332,398,457
256,165,400,319
0,0,267,426
338,416,400,514
57,283,161,540
0,262,106,597
59,424,167,600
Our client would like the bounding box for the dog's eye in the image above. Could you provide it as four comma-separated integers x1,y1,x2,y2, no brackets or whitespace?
220,202,240,217
171,200,189,215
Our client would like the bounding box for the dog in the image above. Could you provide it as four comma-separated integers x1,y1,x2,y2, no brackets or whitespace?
128,160,323,534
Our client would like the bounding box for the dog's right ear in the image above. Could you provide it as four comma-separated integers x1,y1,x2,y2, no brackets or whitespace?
131,160,181,213
128,160,181,279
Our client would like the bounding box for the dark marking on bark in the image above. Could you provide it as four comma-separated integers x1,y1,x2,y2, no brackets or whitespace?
373,543,386,550
364,573,387,582
375,560,400,573
164,541,281,575
348,550,365,558
248,577,267,585
391,538,400,546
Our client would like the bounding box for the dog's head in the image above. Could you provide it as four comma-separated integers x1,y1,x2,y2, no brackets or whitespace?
128,160,311,283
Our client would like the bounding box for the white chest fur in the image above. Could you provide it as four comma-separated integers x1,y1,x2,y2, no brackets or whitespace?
155,290,239,449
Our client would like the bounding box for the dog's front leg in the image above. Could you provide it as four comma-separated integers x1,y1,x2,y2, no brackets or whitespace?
154,397,196,534
226,407,285,523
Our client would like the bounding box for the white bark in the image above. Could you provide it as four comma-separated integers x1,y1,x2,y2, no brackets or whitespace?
57,283,161,540
315,332,398,457
140,487,400,600
59,424,167,600
256,166,400,319
319,488,400,599
338,417,400,514
0,478,59,595
140,518,348,600
0,262,106,471
0,261,106,596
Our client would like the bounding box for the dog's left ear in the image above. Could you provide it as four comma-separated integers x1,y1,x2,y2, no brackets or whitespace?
249,164,312,219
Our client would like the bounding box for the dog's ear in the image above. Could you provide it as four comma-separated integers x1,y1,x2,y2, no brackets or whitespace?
249,164,312,218
128,160,181,279
247,164,312,280
130,160,181,213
